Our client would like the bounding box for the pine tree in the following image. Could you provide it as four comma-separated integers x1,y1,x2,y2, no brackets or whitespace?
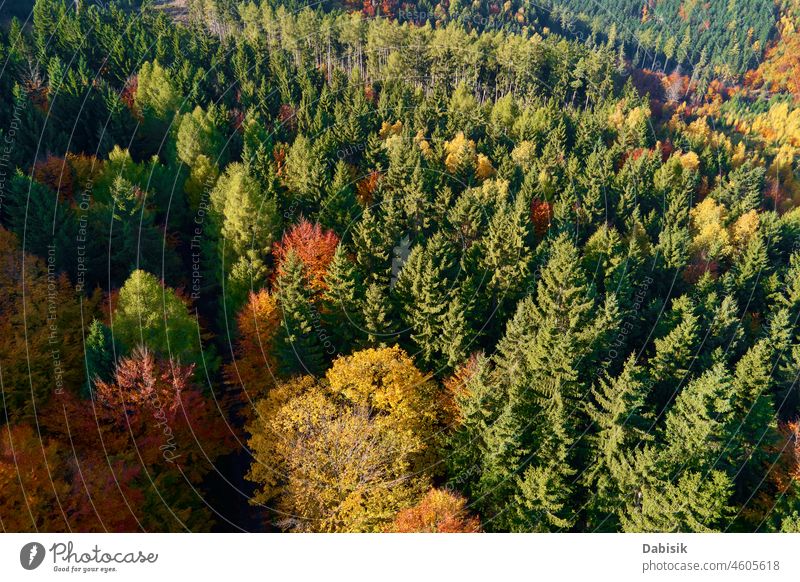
508,397,576,532
403,159,431,234
394,233,454,367
320,159,358,233
648,295,700,410
480,194,532,312
83,319,114,398
533,233,597,349
584,355,652,530
620,461,734,532
275,251,325,376
321,244,363,353
446,354,496,498
492,295,538,380
727,340,780,497
361,282,396,348
352,205,393,286
440,294,470,370
662,362,735,472
725,231,770,313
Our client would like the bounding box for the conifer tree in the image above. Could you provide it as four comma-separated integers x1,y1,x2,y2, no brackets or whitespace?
320,159,358,233
648,296,700,409
508,397,576,532
83,319,114,398
620,461,734,532
361,282,396,348
662,362,735,472
440,294,470,371
321,244,363,352
584,355,652,530
275,251,325,376
480,194,532,315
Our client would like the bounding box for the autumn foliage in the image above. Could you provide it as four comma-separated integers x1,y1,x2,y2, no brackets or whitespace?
390,489,481,533
272,219,339,292
246,347,442,532
225,289,282,402
530,199,553,239
5,347,236,532
32,154,75,199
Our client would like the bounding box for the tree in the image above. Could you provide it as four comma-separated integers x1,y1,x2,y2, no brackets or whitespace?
443,131,477,184
226,289,281,403
89,175,181,287
90,347,234,530
584,355,653,530
440,294,471,370
274,251,326,376
479,193,532,315
210,163,280,310
246,347,440,532
507,397,576,532
134,60,180,120
320,159,359,232
83,318,114,398
662,363,735,472
0,228,85,424
4,172,78,279
648,295,700,410
361,281,396,347
620,461,734,532
113,270,208,370
273,219,339,293
321,244,364,352
280,134,328,210
394,233,455,368
389,489,481,532
176,104,229,168
0,424,72,531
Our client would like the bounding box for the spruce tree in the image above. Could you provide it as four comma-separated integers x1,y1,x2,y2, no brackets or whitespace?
361,282,396,348
480,194,532,316
275,251,325,376
584,355,652,530
320,159,358,233
508,396,576,532
440,294,470,371
662,362,735,472
393,233,454,368
648,295,700,410
321,244,363,353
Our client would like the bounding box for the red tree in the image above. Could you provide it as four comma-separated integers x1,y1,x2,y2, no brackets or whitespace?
225,289,282,407
32,155,75,199
272,219,339,292
390,489,481,532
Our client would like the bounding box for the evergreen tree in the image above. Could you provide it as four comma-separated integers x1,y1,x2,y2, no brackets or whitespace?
584,355,652,530
83,319,114,398
275,251,325,376
648,296,700,410
320,159,358,233
321,244,363,352
440,294,470,371
361,281,396,348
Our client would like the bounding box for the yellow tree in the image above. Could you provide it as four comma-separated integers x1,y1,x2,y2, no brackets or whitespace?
246,347,442,532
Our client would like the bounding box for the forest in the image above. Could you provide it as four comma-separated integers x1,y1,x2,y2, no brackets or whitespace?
1,0,799,533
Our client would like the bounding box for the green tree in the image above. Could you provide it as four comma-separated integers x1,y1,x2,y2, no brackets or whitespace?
113,269,210,370
361,281,397,348
321,244,364,352
275,251,325,376
584,356,653,530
